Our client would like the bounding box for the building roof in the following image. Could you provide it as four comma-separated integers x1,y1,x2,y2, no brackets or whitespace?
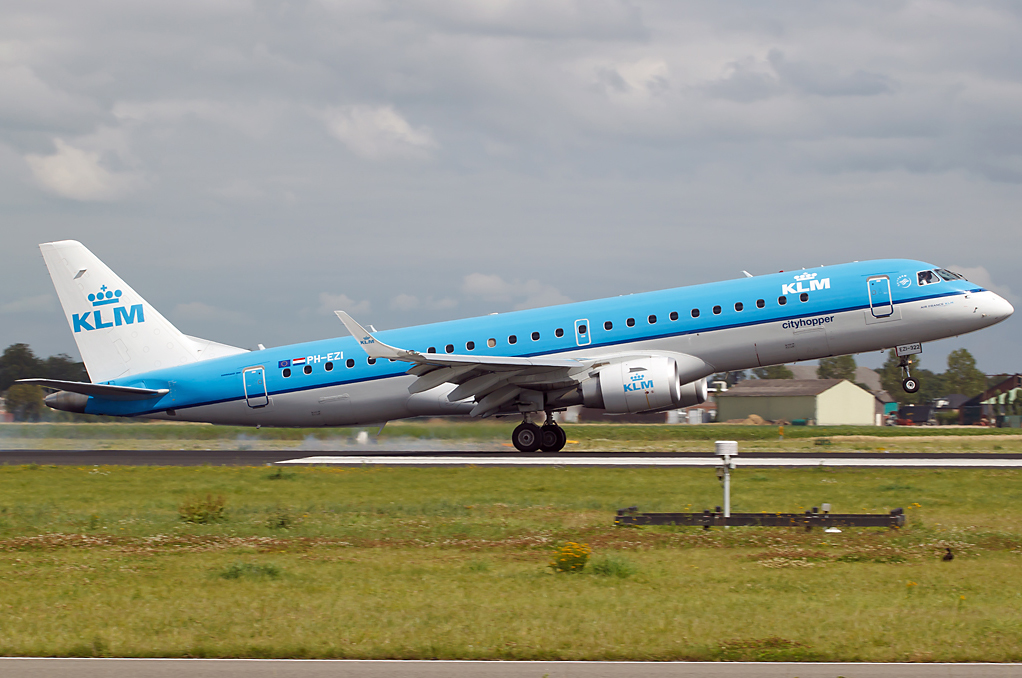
718,379,847,397
787,365,882,390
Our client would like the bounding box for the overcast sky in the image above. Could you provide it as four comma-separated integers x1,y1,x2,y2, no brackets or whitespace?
1,1,1019,375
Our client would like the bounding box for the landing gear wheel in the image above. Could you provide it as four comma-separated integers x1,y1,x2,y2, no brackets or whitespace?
539,424,567,452
512,422,542,452
902,377,919,394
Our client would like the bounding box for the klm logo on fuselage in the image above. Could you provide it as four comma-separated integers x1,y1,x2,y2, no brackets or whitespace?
781,272,831,296
72,286,144,333
623,372,654,393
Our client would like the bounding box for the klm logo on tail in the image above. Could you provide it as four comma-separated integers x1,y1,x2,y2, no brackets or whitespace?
72,286,144,333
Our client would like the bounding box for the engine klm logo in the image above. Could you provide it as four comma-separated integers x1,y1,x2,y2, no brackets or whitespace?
72,286,144,333
623,373,654,393
781,272,830,296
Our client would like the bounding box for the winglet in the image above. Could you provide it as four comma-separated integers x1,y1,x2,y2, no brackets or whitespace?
335,311,421,362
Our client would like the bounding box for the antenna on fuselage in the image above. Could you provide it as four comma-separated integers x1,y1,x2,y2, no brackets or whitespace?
742,271,753,278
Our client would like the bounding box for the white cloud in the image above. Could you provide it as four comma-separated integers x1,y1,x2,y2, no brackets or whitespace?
945,265,1018,303
390,293,457,312
0,294,56,314
462,273,571,311
320,105,438,160
318,292,371,315
25,138,142,201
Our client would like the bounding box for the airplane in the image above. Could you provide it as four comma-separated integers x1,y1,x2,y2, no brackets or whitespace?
19,240,1014,451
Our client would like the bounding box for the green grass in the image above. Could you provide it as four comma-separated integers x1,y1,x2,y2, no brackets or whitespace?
2,420,1021,454
0,462,1021,659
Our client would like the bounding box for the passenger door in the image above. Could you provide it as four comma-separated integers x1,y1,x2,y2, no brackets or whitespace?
867,276,893,318
243,366,269,408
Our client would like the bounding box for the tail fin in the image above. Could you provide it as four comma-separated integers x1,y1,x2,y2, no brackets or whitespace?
39,240,246,383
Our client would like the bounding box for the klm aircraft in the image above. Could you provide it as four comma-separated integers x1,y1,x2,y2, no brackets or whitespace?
21,241,1013,451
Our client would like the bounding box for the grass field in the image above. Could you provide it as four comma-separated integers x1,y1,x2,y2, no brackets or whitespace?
2,420,1022,453
1,458,1021,660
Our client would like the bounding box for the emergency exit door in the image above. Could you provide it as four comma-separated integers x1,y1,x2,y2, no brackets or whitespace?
867,276,893,318
243,366,269,408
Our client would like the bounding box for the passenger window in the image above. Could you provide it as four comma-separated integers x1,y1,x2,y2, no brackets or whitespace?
669,311,678,321
917,270,940,286
427,347,436,353
531,331,540,341
555,328,564,337
325,362,333,371
282,368,291,378
712,305,721,315
604,321,613,330
445,344,454,353
304,364,312,375
626,318,635,327
345,358,354,368
778,296,787,306
648,314,657,324
508,335,517,344
691,309,700,318
367,358,376,365
487,338,496,348
800,292,809,302
756,299,765,309
466,341,475,350
578,324,587,335
734,302,743,312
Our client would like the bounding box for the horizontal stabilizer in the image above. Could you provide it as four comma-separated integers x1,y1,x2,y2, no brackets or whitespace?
16,379,169,401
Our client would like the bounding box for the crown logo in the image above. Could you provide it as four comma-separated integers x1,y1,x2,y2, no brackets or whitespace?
793,272,817,282
88,285,122,307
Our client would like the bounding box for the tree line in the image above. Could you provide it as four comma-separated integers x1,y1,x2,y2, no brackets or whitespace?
0,343,87,421
722,348,994,405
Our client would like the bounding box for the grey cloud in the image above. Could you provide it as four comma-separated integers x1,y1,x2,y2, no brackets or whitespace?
767,50,895,98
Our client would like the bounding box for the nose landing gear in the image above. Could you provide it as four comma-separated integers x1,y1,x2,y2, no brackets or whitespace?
899,356,920,394
511,413,568,452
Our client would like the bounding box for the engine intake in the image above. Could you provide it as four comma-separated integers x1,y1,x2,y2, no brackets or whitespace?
581,355,708,414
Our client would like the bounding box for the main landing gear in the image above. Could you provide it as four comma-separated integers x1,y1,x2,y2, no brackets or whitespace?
899,355,920,394
511,413,567,453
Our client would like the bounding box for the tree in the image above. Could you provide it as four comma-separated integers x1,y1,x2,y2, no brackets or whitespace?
4,384,45,421
752,365,794,379
0,343,42,392
817,355,857,382
942,349,987,397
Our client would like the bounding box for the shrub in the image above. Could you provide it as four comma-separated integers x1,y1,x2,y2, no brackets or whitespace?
590,554,637,578
550,541,591,573
265,507,295,530
218,562,281,580
178,494,227,523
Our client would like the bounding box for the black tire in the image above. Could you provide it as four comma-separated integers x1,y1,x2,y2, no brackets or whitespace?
512,423,542,452
902,377,919,394
540,424,567,452
553,426,567,452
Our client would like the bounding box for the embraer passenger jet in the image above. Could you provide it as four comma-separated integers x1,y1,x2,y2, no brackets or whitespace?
22,241,1013,451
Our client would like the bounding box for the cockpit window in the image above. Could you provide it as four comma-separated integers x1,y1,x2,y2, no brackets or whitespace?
917,270,941,286
936,268,965,281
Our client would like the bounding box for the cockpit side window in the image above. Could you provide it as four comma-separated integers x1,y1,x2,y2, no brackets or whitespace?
917,270,940,286
937,268,965,281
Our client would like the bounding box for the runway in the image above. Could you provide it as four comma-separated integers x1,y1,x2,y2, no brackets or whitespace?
2,659,1021,678
2,449,1022,467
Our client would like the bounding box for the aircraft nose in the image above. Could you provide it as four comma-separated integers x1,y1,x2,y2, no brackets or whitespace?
981,291,1014,324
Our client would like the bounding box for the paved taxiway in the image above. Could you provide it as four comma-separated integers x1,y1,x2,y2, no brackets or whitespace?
3,450,1022,467
3,659,1021,678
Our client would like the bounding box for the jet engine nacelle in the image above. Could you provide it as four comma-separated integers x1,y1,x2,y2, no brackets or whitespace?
580,355,708,414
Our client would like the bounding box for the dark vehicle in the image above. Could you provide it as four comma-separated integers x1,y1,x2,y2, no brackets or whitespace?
895,404,936,426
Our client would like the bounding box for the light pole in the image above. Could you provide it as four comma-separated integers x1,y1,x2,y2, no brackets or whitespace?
715,440,738,522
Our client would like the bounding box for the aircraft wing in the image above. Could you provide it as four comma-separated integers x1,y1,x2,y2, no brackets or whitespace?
336,311,590,416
